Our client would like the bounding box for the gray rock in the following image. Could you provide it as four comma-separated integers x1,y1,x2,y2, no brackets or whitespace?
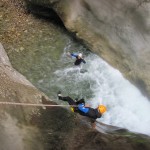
0,43,48,150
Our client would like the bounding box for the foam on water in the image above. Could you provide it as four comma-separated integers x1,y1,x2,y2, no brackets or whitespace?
54,53,150,135
86,54,150,135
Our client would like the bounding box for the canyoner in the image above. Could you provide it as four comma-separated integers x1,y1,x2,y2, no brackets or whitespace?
66,52,88,73
57,91,107,128
67,52,86,66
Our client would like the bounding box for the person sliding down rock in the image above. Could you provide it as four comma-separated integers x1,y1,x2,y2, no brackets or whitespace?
57,91,107,128
67,52,86,66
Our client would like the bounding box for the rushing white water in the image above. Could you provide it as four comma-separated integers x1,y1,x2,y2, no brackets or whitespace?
54,53,150,136
86,54,150,135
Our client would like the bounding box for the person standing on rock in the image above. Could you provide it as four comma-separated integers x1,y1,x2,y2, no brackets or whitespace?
57,91,107,128
67,52,86,66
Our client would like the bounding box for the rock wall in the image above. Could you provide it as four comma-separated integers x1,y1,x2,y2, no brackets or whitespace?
0,43,46,150
27,0,150,98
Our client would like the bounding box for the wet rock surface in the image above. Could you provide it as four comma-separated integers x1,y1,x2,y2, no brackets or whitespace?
0,42,46,150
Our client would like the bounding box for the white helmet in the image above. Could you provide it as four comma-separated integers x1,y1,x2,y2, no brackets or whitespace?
78,53,82,58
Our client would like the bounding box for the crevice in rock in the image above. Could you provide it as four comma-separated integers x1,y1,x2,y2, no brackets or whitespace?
25,2,65,27
25,1,91,51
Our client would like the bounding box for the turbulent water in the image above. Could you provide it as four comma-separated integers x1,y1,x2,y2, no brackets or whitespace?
85,55,150,135
47,44,150,136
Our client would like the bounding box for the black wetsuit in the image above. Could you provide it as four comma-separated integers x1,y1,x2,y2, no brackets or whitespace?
58,96,101,120
71,53,86,66
58,96,83,112
85,108,101,119
74,58,86,66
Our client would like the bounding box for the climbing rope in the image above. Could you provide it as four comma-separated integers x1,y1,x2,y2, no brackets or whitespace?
0,101,77,107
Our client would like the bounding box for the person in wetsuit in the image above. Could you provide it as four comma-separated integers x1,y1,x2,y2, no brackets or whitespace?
68,52,86,66
57,91,107,127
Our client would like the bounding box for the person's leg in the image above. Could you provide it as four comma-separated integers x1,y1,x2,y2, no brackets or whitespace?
57,92,76,105
91,121,96,129
60,96,76,105
76,98,85,105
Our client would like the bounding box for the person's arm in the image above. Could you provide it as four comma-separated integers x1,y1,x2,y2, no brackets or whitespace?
78,103,89,113
82,59,86,64
85,104,90,107
71,53,78,58
66,52,77,58
91,120,96,129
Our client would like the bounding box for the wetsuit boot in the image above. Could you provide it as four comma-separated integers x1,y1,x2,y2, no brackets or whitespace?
57,91,62,100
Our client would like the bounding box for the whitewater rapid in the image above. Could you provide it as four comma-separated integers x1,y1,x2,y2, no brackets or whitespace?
54,53,150,136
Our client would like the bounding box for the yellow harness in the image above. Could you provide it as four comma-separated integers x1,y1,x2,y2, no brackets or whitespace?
70,107,74,112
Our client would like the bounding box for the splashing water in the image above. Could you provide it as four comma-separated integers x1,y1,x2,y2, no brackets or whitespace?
53,53,150,135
